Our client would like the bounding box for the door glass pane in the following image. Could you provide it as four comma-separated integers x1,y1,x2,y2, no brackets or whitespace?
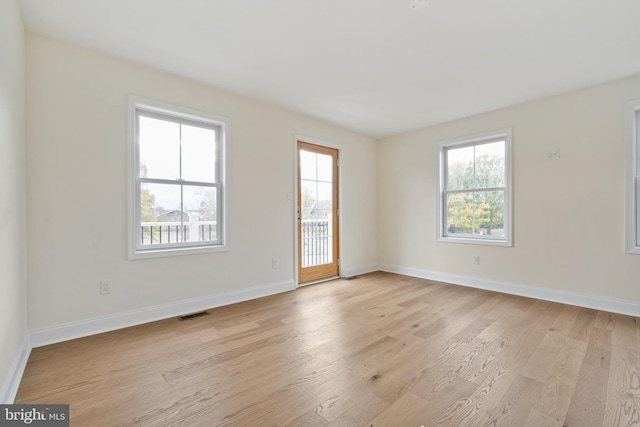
300,150,317,181
317,153,333,183
300,180,317,220
317,182,333,211
300,150,334,268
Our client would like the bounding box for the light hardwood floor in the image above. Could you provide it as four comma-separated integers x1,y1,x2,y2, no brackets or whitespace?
15,272,640,426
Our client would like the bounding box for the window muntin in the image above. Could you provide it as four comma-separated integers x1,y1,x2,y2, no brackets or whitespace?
625,100,640,254
438,129,512,246
129,97,228,258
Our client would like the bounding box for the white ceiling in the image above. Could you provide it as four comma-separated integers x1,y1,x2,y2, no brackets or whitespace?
19,0,640,138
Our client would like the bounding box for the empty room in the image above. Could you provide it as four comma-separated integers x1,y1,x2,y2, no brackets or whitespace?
2,0,640,425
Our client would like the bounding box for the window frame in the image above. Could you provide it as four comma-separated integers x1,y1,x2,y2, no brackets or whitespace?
625,99,640,254
127,96,230,259
437,128,513,247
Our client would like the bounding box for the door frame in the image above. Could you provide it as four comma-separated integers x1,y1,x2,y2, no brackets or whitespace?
293,135,343,287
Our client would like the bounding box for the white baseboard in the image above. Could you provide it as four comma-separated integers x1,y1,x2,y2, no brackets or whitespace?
30,280,295,348
0,333,31,404
379,264,640,317
342,264,378,279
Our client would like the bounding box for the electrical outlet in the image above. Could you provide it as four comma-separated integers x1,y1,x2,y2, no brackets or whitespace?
100,280,112,295
472,255,480,265
546,149,560,160
271,257,279,270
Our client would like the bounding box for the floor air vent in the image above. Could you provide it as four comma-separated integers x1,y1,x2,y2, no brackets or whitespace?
178,311,210,321
345,276,360,281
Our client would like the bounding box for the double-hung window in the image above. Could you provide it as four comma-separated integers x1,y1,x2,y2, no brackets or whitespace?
437,128,512,246
625,99,640,254
128,96,229,258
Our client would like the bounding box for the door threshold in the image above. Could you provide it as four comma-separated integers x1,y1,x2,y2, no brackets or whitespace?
298,276,340,287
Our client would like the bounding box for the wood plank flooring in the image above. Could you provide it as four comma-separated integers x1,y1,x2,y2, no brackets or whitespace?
15,272,640,426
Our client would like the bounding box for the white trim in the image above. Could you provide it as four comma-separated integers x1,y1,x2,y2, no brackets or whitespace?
379,264,640,317
436,128,513,247
0,334,31,404
342,264,379,278
294,134,344,151
30,280,294,348
293,135,345,286
127,95,232,260
625,99,640,254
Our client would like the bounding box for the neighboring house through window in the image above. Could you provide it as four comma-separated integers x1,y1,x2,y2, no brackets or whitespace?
626,99,640,254
437,128,513,246
128,96,229,258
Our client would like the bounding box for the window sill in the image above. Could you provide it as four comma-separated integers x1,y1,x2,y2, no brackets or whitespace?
128,244,230,260
437,236,512,247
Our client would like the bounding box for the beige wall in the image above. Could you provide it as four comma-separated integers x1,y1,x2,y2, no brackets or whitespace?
0,0,27,400
19,17,640,344
379,75,640,303
26,34,377,330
